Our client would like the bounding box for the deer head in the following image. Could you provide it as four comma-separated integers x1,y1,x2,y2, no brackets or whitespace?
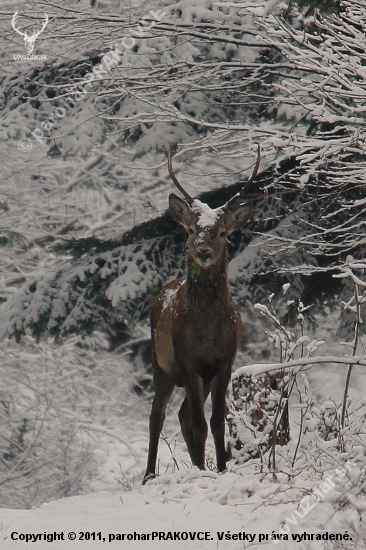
167,146,260,269
12,11,49,54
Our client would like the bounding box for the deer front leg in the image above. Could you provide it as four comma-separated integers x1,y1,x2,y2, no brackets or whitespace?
144,360,174,484
210,364,232,472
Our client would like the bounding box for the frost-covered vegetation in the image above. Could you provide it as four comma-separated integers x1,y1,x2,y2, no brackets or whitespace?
1,0,366,545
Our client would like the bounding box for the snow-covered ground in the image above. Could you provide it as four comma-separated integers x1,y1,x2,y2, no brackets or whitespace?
1,325,365,550
1,468,355,550
0,432,362,550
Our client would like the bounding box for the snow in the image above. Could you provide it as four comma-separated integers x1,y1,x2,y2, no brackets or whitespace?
0,453,360,549
162,282,184,310
0,327,365,549
1,0,366,547
0,480,279,549
192,200,223,228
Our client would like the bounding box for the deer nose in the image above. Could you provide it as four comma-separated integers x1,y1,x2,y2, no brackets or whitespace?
196,248,213,263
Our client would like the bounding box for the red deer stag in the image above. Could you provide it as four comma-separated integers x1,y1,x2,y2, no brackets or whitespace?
143,147,260,483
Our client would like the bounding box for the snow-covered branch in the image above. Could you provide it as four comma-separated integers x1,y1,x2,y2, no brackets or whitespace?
233,354,366,379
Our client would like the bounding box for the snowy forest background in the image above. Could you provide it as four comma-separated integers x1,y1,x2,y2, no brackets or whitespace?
1,0,366,543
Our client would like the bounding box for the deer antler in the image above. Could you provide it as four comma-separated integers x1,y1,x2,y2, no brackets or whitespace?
12,11,26,38
167,146,194,205
168,144,260,208
12,12,49,39
33,14,49,38
223,145,261,211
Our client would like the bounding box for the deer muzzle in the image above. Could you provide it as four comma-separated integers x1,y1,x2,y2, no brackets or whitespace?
195,247,214,267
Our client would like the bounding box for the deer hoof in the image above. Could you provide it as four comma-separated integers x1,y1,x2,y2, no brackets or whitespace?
142,473,156,485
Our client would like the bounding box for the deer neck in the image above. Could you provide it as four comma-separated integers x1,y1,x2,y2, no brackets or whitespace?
186,252,229,310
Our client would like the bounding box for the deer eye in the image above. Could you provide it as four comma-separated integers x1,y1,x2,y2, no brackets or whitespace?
188,228,195,235
220,230,226,237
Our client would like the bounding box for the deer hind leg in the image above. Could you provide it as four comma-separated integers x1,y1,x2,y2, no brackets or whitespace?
210,365,232,472
178,383,210,467
143,361,174,484
178,397,195,463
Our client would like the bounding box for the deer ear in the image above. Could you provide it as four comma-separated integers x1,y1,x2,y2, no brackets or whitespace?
224,202,252,235
169,193,194,228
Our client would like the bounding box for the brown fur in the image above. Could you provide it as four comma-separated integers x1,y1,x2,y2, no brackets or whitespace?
143,194,251,483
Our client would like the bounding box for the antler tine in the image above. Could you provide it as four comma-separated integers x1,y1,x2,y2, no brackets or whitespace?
40,14,49,32
223,144,261,211
33,14,49,38
12,11,24,36
167,146,194,205
12,11,48,38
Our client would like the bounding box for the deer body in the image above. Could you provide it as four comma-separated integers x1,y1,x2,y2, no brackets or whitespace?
143,148,260,483
152,273,242,388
